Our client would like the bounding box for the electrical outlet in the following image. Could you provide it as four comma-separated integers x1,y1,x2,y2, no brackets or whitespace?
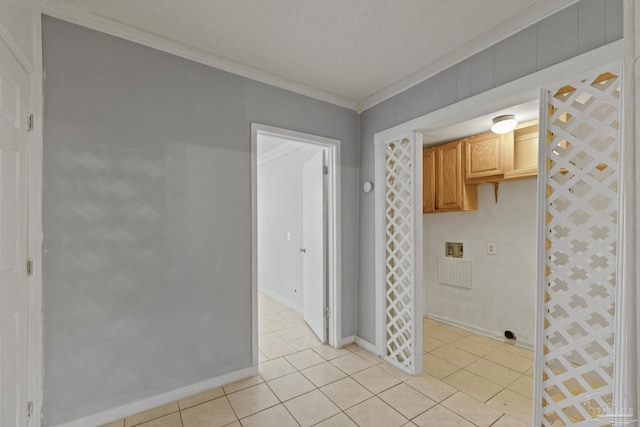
487,243,496,255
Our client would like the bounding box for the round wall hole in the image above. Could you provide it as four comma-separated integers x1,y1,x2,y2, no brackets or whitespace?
504,330,516,340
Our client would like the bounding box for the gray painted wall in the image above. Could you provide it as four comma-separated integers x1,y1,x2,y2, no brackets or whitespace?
357,0,623,343
42,16,358,425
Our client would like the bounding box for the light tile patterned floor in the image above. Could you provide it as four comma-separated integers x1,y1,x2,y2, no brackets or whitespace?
103,294,534,427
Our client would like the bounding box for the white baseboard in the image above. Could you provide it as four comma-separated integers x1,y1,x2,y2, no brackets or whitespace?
355,337,378,355
54,365,258,427
424,312,534,350
338,335,356,347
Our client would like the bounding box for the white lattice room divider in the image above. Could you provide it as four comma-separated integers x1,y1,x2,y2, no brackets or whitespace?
536,68,623,426
381,132,422,374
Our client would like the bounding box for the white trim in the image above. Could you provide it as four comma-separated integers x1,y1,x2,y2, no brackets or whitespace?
39,1,358,111
257,141,303,167
257,287,302,315
355,336,378,354
356,0,581,112
374,40,624,143
53,366,258,427
370,41,624,421
424,312,534,351
533,87,548,427
251,123,342,361
374,131,423,375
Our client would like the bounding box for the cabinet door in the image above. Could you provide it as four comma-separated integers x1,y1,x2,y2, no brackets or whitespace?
437,141,463,211
504,120,538,179
423,149,436,213
465,131,508,180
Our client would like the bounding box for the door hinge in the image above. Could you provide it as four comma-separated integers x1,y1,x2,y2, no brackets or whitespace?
323,166,328,175
324,307,331,317
27,113,34,131
27,401,33,418
26,258,33,276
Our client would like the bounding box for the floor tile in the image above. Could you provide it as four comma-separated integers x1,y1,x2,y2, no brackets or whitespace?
508,374,534,398
238,404,298,427
320,377,373,410
222,375,264,394
430,344,478,368
124,403,178,427
259,357,296,381
423,318,445,330
136,413,181,427
345,396,408,427
275,326,307,341
344,343,364,352
300,361,347,387
260,313,285,324
285,348,325,370
424,327,466,343
330,353,374,375
464,358,521,387
437,324,472,337
263,319,294,331
449,336,499,357
379,362,412,381
178,387,225,410
259,332,284,346
422,337,446,352
314,412,357,426
284,390,341,426
502,344,534,359
100,421,124,427
312,345,351,360
441,392,503,427
404,374,457,403
351,365,401,394
266,371,315,401
354,349,384,365
226,383,279,419
491,414,529,427
260,341,297,358
525,365,535,378
484,348,533,373
288,334,323,351
441,369,502,402
412,404,475,427
421,353,459,379
180,396,237,427
378,383,436,419
486,389,533,424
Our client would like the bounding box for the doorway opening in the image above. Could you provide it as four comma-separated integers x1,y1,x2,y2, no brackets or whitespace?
251,124,341,366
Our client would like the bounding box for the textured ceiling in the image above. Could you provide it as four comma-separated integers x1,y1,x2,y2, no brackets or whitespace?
43,0,572,110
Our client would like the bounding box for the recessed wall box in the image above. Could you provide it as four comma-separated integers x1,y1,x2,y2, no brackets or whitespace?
445,242,463,258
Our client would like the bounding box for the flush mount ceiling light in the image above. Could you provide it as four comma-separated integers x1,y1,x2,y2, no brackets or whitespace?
491,114,518,134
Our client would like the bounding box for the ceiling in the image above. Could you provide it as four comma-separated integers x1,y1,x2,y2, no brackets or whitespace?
42,0,572,111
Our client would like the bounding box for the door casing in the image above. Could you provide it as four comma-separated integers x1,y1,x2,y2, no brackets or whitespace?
251,123,341,366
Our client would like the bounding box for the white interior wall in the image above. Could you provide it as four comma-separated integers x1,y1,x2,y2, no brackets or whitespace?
257,142,323,312
423,178,537,347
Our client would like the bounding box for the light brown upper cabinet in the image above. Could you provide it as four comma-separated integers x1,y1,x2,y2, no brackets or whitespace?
464,131,512,181
504,120,539,180
423,148,436,213
423,140,477,213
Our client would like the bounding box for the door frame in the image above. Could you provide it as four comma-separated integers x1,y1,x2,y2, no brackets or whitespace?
250,123,341,365
373,40,627,380
0,9,43,426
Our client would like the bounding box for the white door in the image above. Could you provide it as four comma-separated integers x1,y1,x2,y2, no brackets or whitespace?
302,150,326,342
0,31,31,427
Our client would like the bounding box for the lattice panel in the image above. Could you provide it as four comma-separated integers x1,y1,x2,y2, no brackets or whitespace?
540,70,621,426
384,137,415,371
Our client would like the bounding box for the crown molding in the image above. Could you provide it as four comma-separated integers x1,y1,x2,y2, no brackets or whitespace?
39,1,358,111
356,0,579,113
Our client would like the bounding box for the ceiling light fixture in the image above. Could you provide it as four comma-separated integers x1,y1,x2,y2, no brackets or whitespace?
491,114,518,134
